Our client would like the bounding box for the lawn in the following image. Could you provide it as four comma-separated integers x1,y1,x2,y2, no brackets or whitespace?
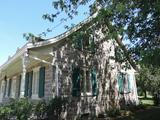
139,96,154,105
115,106,160,120
114,97,160,120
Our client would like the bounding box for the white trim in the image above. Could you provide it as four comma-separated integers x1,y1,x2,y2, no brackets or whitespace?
81,92,92,96
32,94,40,100
0,80,5,102
0,44,27,70
10,79,16,98
31,67,40,99
27,13,98,49
29,55,52,65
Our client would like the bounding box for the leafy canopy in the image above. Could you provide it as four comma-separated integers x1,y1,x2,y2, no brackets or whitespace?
42,0,160,67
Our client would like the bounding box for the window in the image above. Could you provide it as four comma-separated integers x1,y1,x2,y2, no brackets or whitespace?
86,70,91,93
32,67,40,99
18,75,21,98
5,79,9,97
72,66,97,97
10,79,16,98
127,73,133,92
39,66,45,98
74,33,96,53
72,67,81,97
24,71,33,98
118,72,131,94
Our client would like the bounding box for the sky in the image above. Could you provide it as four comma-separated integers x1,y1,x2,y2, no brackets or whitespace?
0,0,92,65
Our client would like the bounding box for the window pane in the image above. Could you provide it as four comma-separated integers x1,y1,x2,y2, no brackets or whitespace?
32,70,39,95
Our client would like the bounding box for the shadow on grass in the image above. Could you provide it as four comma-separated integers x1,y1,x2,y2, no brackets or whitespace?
115,106,160,120
139,97,153,100
114,97,159,120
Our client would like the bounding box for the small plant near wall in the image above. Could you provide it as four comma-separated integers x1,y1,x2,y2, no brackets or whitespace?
10,98,33,120
0,106,13,120
33,100,47,120
0,97,69,120
47,97,69,120
107,107,121,117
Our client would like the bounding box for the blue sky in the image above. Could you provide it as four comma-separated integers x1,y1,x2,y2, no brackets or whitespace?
0,0,92,65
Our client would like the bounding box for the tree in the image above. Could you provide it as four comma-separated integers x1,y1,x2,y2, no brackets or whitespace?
136,65,160,98
39,1,160,103
24,0,160,101
42,0,160,68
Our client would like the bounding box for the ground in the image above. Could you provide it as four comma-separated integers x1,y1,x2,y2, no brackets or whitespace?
114,96,160,120
115,106,160,120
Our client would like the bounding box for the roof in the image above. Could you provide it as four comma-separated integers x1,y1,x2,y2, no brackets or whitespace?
27,13,98,49
0,11,138,74
0,13,98,71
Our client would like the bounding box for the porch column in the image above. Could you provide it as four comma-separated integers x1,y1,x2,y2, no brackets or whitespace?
20,51,28,98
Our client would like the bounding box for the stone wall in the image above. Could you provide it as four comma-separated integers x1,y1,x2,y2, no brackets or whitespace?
48,29,138,118
44,65,53,100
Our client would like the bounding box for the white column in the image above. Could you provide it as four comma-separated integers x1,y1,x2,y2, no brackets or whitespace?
20,52,28,98
0,80,5,102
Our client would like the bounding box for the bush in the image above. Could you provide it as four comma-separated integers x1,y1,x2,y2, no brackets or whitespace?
0,106,13,120
47,97,68,120
0,97,69,120
10,98,33,120
107,107,120,117
33,100,47,120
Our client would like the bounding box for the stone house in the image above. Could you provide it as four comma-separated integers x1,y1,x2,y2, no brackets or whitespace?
0,15,138,118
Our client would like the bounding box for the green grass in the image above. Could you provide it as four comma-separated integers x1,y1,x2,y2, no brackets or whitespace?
115,96,160,120
139,97,154,106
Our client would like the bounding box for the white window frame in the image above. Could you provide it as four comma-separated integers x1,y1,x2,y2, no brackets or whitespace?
0,80,5,102
11,77,16,98
32,67,40,99
81,69,93,97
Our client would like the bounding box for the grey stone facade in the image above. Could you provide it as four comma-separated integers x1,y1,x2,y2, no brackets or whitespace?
0,18,138,119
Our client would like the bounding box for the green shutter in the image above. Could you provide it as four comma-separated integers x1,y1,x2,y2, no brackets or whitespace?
72,67,81,97
39,67,45,98
91,68,97,96
18,75,21,97
28,71,33,98
127,74,132,93
118,72,124,94
24,72,29,97
8,79,12,97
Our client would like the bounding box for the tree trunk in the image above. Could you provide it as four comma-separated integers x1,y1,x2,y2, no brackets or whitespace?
115,36,140,72
144,90,147,98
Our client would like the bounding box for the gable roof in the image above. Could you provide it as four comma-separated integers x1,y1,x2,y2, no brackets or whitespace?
0,12,138,74
27,13,98,49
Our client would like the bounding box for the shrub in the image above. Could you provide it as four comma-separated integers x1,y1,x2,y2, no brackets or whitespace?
10,98,33,120
47,97,68,120
107,107,120,117
0,106,13,120
33,100,47,120
0,97,69,120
